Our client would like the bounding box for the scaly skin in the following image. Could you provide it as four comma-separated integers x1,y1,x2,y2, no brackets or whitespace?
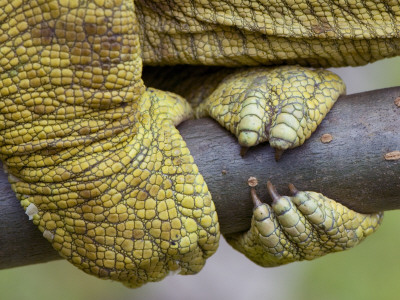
225,182,382,267
0,0,392,287
0,1,218,287
195,66,346,150
137,0,400,67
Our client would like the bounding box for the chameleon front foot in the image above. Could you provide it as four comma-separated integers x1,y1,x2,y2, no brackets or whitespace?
225,181,383,267
195,66,346,158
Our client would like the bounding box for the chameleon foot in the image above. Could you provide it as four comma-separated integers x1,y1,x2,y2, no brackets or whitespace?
225,181,383,267
195,66,346,157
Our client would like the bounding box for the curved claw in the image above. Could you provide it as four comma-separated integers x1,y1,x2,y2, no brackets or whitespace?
288,183,299,195
274,149,284,161
250,188,263,207
240,146,249,157
266,181,281,203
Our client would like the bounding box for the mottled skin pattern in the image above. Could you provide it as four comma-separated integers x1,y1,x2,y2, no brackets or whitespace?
0,0,394,287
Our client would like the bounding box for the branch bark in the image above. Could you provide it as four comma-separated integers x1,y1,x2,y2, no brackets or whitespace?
1,86,399,269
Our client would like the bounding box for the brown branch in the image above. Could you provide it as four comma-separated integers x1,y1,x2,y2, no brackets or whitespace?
0,86,399,269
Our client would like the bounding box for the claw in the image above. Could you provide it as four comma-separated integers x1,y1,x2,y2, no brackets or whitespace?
274,149,284,161
240,146,249,157
250,188,263,207
288,183,299,195
266,181,281,203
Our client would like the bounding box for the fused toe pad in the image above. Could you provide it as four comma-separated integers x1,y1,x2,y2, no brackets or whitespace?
225,182,383,267
195,66,346,151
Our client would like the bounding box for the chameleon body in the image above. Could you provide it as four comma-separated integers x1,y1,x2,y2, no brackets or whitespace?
0,0,392,287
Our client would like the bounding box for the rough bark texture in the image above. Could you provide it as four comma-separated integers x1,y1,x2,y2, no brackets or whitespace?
0,86,399,269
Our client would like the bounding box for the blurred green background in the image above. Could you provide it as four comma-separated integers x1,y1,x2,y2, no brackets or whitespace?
1,57,399,300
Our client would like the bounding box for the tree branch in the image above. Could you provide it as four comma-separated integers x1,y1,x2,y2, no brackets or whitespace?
1,86,399,269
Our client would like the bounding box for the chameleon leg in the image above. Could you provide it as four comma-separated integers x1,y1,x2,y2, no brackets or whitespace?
225,182,383,267
195,66,346,158
0,0,218,287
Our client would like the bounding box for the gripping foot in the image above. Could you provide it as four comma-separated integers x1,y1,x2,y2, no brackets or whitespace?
225,181,383,267
195,66,346,159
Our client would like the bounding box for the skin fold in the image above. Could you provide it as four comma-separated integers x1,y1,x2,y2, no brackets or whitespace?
0,0,395,287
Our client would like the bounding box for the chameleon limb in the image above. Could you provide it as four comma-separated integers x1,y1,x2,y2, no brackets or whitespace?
0,1,219,287
225,181,383,267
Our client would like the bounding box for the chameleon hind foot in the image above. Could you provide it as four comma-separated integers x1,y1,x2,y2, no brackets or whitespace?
225,181,383,267
195,66,346,157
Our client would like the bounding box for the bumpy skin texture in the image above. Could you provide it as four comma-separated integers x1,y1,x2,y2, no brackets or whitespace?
137,0,400,67
226,184,382,267
0,0,394,287
0,1,218,287
195,66,346,150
